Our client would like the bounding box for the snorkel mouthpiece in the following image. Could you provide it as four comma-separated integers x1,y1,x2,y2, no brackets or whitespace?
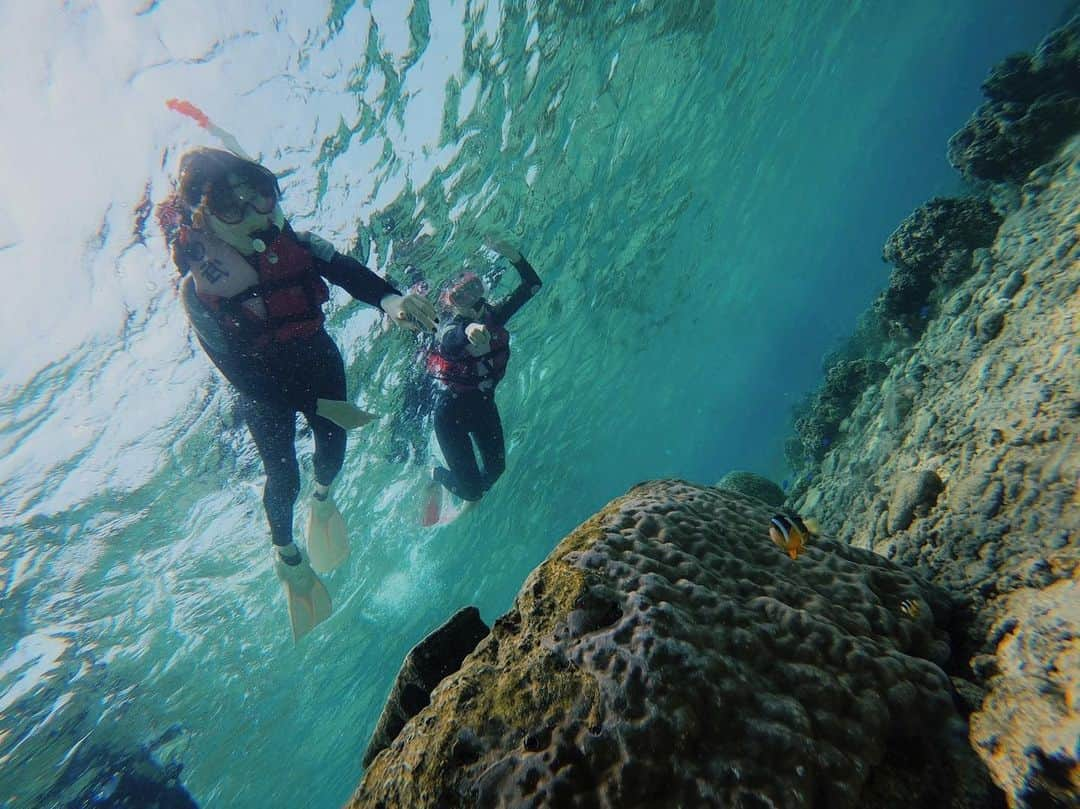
206,208,281,256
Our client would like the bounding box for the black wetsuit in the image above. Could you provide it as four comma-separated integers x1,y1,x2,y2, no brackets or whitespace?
429,258,541,500
174,227,398,548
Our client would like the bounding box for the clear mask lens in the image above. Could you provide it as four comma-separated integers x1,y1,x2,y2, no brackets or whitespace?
452,279,483,307
207,167,280,224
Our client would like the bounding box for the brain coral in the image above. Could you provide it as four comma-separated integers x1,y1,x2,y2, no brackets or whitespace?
353,481,966,808
715,470,786,508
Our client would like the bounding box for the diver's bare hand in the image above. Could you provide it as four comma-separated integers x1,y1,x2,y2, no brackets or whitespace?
465,322,491,349
381,292,438,333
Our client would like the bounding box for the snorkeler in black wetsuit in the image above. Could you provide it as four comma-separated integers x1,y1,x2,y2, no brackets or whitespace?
425,243,542,502
158,147,438,640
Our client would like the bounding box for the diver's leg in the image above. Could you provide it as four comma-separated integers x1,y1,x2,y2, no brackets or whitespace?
240,395,300,551
310,418,347,489
236,353,332,640
472,394,506,492
296,330,348,490
433,393,484,501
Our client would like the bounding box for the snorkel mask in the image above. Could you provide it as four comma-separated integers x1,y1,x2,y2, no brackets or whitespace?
202,163,279,223
441,272,484,311
179,149,285,253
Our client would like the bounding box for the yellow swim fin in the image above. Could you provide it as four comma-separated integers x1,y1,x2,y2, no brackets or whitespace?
315,398,377,430
307,495,350,573
274,554,332,642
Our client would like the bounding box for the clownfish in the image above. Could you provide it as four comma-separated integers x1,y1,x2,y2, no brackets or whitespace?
768,513,818,560
899,599,921,618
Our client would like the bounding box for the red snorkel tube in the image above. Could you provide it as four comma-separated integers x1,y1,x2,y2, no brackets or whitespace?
166,98,253,161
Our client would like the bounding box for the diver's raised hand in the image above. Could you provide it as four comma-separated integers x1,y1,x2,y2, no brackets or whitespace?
465,322,491,349
381,292,438,333
485,237,523,264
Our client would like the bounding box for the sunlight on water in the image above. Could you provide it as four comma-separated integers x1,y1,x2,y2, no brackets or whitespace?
0,633,69,715
0,0,1072,806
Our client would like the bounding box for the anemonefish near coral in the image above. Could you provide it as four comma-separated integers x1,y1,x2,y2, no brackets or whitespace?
899,598,922,618
768,513,819,560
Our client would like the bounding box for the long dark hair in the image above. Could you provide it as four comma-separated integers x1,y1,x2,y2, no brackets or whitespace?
178,148,259,207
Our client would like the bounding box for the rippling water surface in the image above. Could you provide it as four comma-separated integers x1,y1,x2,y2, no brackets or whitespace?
0,1,1070,806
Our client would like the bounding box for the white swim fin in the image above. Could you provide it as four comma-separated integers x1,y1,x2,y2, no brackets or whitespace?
315,398,377,430
306,495,350,573
274,553,332,642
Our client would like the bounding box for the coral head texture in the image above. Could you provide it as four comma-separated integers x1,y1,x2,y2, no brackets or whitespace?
353,481,967,809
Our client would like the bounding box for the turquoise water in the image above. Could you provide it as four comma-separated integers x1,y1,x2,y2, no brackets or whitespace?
0,2,1072,806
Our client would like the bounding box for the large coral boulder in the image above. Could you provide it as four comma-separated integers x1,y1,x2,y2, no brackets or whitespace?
352,481,985,809
715,469,786,507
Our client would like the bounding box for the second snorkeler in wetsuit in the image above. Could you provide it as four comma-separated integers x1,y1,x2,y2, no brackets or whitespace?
426,242,541,503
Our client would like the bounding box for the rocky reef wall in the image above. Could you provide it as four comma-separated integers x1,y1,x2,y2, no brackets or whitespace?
785,16,1079,808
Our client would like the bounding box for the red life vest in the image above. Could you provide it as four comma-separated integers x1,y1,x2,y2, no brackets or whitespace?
426,316,510,393
183,228,329,350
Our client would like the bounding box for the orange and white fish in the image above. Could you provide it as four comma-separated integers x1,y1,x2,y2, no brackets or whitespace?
768,513,818,560
899,599,921,618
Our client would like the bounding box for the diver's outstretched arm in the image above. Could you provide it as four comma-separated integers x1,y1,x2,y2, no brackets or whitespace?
296,230,400,309
297,230,436,332
486,240,542,326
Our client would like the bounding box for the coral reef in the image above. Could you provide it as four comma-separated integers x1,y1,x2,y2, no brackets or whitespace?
787,359,888,466
353,481,988,809
790,134,1079,809
886,470,944,534
783,17,1080,807
948,15,1080,184
364,606,490,768
714,469,786,507
970,579,1079,806
879,196,1002,317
